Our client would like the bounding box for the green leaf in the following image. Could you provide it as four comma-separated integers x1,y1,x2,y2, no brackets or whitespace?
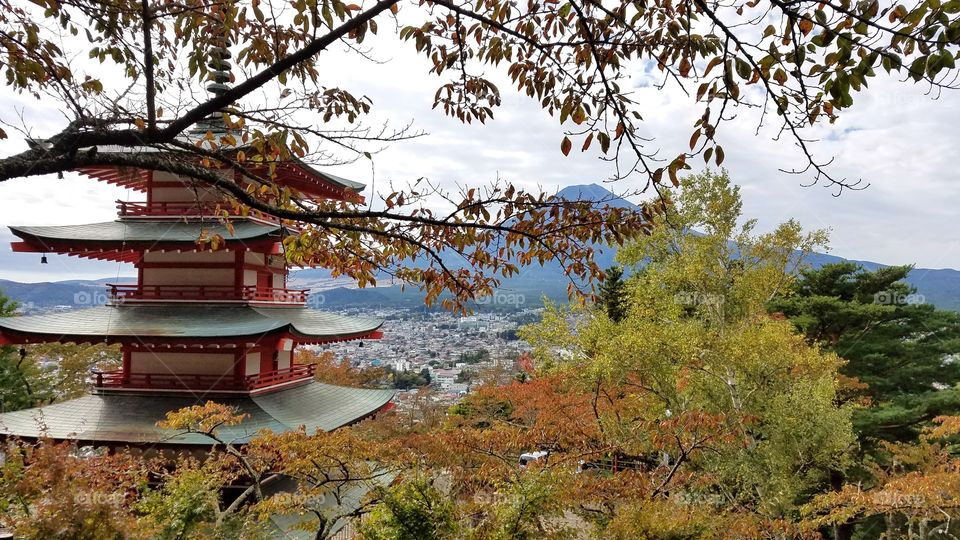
942,50,956,70
735,57,752,79
909,56,928,81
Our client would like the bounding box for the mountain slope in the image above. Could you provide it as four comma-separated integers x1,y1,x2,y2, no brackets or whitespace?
2,184,958,311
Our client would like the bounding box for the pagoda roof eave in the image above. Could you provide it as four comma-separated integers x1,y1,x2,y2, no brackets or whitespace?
0,305,384,345
26,135,365,200
0,381,395,446
10,220,282,245
9,220,284,259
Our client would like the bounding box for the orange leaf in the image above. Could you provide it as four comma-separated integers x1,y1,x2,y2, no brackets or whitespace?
581,132,594,151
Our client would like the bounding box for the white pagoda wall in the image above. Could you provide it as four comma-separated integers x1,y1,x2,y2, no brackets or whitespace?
130,351,235,376
149,171,227,203
277,350,291,370
245,352,261,376
242,349,291,376
242,251,287,289
141,251,236,287
243,269,257,287
142,268,234,287
143,251,235,263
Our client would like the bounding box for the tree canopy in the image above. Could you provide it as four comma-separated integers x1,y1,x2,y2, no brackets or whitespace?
1,0,959,307
3,173,960,538
771,262,960,445
0,290,120,411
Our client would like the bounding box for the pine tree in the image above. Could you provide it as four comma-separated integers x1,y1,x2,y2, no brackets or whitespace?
771,263,960,444
597,266,628,322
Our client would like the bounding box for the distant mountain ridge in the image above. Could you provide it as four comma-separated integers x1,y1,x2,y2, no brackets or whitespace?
294,184,960,311
3,184,960,311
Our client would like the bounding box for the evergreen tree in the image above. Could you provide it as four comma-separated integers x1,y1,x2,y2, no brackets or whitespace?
597,266,628,322
0,291,47,412
771,263,960,444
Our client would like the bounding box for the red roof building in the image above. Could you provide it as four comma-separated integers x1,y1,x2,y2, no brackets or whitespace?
0,143,394,447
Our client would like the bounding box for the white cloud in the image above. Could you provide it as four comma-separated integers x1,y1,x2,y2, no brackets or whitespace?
1,22,959,284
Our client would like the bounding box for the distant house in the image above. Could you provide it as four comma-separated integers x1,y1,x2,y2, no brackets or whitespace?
433,368,461,389
458,316,489,332
448,383,470,395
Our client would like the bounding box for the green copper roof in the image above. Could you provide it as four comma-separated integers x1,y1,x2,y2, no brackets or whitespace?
10,220,280,245
0,305,383,341
0,382,394,445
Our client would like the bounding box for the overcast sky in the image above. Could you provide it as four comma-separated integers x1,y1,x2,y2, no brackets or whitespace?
0,24,958,282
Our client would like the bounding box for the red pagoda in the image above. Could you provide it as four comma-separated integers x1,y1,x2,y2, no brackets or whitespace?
0,82,394,446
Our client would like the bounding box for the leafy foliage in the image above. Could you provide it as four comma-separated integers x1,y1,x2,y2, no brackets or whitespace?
28,342,121,402
297,348,389,388
360,477,459,540
137,464,232,540
2,0,958,308
526,171,852,519
803,416,960,537
2,175,958,538
771,262,960,445
0,440,146,539
0,291,53,412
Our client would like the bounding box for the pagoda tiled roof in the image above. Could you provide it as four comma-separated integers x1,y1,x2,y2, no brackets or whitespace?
10,220,281,245
0,305,383,343
0,381,394,445
28,137,367,197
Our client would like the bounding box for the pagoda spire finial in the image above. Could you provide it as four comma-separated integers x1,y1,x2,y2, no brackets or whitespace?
192,18,233,135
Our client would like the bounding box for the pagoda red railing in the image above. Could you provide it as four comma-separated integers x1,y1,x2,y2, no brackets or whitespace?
245,363,316,390
107,284,309,304
92,363,316,391
116,200,279,223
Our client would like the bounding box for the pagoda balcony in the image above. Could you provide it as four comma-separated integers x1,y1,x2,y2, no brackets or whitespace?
116,200,279,224
107,284,309,305
91,363,317,393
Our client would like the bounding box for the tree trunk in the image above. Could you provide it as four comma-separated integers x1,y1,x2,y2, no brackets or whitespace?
830,469,854,540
